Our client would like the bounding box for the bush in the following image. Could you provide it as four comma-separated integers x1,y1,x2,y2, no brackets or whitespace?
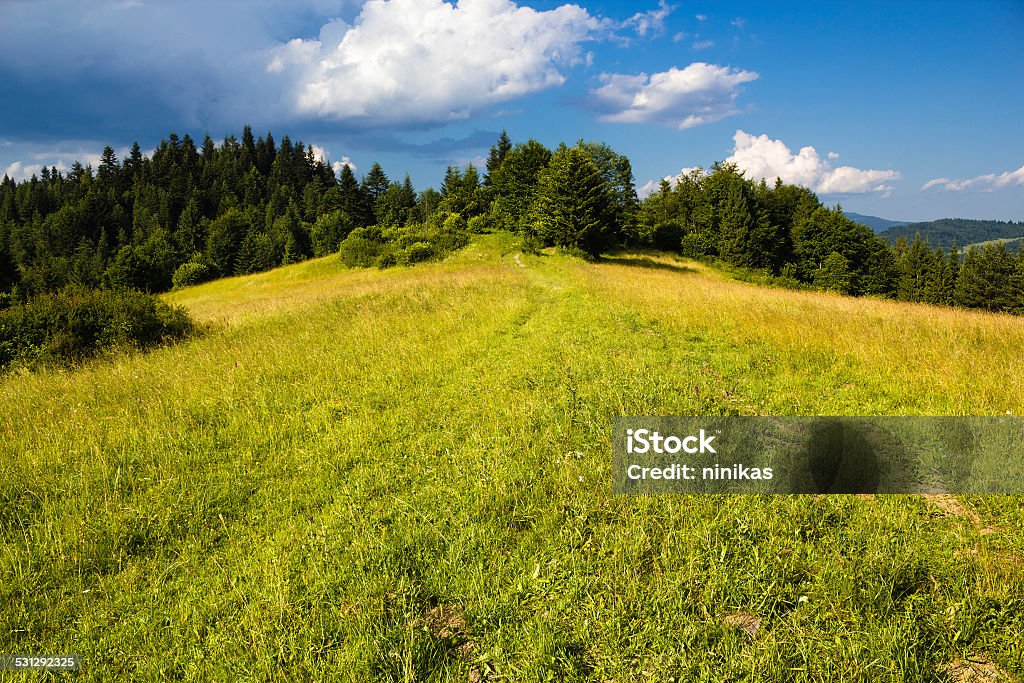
172,259,215,289
400,241,434,265
310,211,353,257
0,287,195,372
338,228,385,268
651,222,685,252
522,232,544,255
679,231,715,259
339,220,470,270
467,214,492,234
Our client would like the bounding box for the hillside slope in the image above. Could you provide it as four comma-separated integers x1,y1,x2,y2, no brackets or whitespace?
3,234,1023,681
881,218,1024,249
842,211,912,232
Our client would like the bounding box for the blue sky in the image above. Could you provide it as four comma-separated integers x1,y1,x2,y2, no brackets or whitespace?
1,0,1022,221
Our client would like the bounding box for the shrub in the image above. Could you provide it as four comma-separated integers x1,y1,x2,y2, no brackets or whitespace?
679,231,716,259
467,214,492,234
401,241,434,265
310,210,353,257
0,287,195,372
172,258,215,289
522,232,544,255
651,222,685,252
375,250,399,269
338,228,384,268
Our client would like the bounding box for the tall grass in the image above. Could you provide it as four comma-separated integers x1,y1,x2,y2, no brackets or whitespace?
1,234,1022,681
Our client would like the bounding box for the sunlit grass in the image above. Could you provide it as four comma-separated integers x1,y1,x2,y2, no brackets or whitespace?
1,233,1022,681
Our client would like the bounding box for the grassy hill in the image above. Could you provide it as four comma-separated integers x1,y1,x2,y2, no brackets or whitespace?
2,233,1023,681
959,236,1024,255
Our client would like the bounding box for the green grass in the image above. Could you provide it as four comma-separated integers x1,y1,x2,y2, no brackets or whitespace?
958,236,1024,254
2,233,1023,681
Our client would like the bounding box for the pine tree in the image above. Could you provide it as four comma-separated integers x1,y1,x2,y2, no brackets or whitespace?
1008,250,1024,314
717,184,755,267
484,130,512,188
490,140,551,231
530,146,612,257
97,146,120,189
174,197,204,256
338,164,371,227
897,234,934,302
954,247,987,309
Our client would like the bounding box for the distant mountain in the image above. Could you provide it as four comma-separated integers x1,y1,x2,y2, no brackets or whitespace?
880,218,1024,251
842,212,912,233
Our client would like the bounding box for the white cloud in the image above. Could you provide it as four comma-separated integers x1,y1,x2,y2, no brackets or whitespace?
308,144,329,164
731,17,746,28
333,157,358,175
691,39,714,50
3,147,110,181
3,161,30,181
922,165,1024,192
827,151,839,160
590,62,758,129
308,144,357,175
695,13,707,21
672,31,688,42
637,166,705,197
726,130,900,194
624,1,673,37
269,0,602,125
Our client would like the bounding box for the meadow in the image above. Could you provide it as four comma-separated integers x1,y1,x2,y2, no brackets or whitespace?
1,233,1022,681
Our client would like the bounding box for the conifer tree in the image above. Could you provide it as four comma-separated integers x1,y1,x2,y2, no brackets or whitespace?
337,164,371,227
954,247,987,309
718,184,755,267
530,146,612,257
490,140,552,229
362,163,389,204
814,251,852,293
484,130,512,188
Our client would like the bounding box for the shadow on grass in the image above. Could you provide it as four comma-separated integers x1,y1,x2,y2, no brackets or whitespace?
600,254,696,275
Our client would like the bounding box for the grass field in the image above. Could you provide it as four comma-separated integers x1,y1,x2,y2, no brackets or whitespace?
2,233,1023,681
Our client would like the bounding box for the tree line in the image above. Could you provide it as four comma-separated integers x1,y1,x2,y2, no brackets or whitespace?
635,164,1024,314
1,127,1022,316
881,218,1024,252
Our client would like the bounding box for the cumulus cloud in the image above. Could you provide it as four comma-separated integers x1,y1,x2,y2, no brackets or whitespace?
691,39,714,50
589,62,758,129
269,0,603,125
2,148,107,181
308,144,358,175
726,130,900,194
922,165,1024,192
2,161,28,181
637,166,705,197
333,157,358,175
624,1,673,37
